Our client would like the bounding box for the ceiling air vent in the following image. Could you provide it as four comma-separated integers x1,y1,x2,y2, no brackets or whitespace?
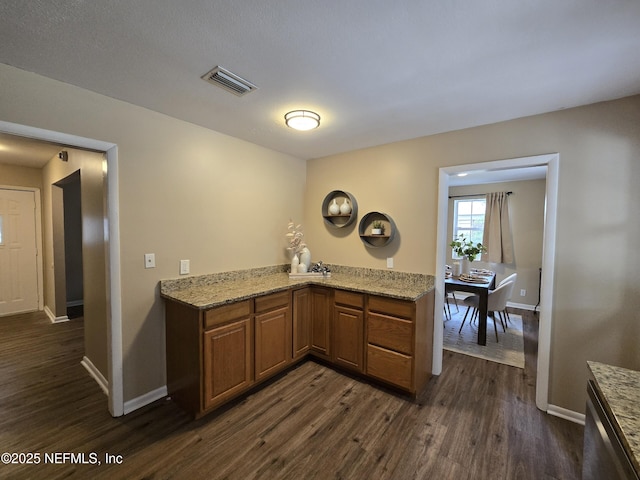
201,66,257,96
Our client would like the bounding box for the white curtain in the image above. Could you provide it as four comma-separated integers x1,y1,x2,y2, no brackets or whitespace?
483,192,514,264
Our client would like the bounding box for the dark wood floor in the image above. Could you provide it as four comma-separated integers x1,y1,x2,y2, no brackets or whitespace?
0,309,583,479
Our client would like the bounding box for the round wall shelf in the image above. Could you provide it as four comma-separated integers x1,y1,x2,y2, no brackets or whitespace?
358,212,396,248
322,190,358,228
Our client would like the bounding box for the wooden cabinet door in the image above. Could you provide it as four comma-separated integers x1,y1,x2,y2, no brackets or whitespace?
203,318,252,410
255,305,292,381
367,312,413,355
292,288,311,359
310,287,331,358
332,304,364,372
366,343,412,391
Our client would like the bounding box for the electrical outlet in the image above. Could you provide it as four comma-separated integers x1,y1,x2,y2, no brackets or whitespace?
144,253,155,269
180,259,190,275
387,257,394,268
520,289,526,297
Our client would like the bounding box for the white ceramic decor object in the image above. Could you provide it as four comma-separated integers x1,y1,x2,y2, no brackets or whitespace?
461,257,471,275
340,199,352,215
299,247,311,270
328,199,340,215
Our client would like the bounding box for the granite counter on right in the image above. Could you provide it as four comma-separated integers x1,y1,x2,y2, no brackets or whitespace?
584,361,639,478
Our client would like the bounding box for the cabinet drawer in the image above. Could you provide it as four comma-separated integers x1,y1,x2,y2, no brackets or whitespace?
204,300,251,330
368,295,414,319
334,289,364,309
366,344,413,391
255,291,290,313
367,313,413,355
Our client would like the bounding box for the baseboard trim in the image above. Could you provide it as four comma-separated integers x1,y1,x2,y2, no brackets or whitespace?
547,404,585,425
123,385,168,415
44,305,69,323
506,301,537,311
81,356,109,396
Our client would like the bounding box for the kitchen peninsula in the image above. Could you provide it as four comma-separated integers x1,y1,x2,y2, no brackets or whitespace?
161,265,435,418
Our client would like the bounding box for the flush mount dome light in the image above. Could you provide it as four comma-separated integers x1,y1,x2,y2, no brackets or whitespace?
285,110,320,131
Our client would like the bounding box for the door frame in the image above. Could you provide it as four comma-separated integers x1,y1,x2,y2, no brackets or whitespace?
0,185,44,314
0,120,124,417
434,153,559,412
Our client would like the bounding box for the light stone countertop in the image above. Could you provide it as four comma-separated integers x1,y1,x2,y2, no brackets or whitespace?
160,264,435,310
588,361,640,474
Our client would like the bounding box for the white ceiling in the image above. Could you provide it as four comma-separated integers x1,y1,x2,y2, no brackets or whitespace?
0,133,64,168
1,1,640,165
448,165,547,187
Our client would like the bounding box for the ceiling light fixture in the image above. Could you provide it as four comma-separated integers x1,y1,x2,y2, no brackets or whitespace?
285,110,320,131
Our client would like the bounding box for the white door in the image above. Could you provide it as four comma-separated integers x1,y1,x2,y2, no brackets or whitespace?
0,188,39,316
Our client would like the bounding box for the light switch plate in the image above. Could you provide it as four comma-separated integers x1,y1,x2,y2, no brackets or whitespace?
180,259,190,275
144,253,155,269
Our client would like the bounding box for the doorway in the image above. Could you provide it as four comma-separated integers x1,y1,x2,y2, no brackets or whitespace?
0,187,42,316
0,119,123,417
53,170,84,320
443,174,546,367
434,153,559,412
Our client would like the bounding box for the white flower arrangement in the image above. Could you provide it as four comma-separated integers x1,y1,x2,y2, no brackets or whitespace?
285,220,306,254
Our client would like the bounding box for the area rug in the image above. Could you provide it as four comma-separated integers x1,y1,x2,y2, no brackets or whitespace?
443,303,525,369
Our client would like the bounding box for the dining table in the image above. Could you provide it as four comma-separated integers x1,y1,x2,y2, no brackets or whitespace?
445,272,496,346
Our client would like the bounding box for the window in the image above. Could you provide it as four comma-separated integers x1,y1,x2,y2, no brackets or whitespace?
0,215,3,245
452,198,486,257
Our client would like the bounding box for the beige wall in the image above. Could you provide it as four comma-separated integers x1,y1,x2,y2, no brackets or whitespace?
43,148,108,376
306,95,640,413
50,183,67,316
0,64,306,401
0,163,43,190
448,179,546,307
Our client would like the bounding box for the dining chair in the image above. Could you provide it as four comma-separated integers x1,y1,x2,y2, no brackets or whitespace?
444,266,459,322
464,273,517,326
498,272,517,287
497,273,517,323
459,280,514,342
444,290,459,320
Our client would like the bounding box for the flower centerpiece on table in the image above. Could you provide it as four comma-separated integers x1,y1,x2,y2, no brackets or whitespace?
449,233,487,262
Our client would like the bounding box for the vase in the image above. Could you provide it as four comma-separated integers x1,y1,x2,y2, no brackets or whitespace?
328,199,340,215
290,254,299,274
299,247,311,270
297,262,308,273
452,261,461,277
339,198,352,215
461,257,472,275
